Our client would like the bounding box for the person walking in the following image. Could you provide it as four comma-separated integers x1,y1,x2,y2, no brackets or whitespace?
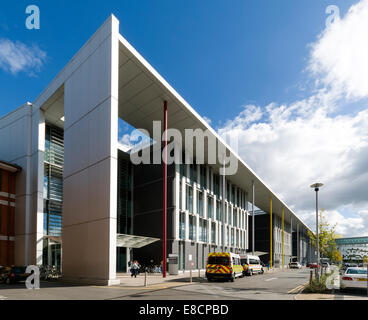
131,260,140,278
127,260,132,275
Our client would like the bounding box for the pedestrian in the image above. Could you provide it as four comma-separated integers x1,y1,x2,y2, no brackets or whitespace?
131,260,140,278
128,260,132,275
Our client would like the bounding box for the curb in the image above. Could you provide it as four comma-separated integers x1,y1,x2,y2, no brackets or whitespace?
292,283,309,300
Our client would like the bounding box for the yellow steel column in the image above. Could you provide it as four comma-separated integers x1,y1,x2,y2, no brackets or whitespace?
270,197,273,269
282,208,285,269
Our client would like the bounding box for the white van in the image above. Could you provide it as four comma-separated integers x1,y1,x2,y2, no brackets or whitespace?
239,254,264,276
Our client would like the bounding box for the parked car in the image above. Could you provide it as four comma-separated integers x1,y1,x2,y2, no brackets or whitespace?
0,266,31,285
341,267,368,290
289,261,302,269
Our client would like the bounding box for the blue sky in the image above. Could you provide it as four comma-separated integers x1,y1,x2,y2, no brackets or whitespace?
1,0,367,237
0,0,355,120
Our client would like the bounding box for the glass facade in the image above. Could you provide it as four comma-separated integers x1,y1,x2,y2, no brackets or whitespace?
43,125,64,269
117,155,133,235
116,154,133,272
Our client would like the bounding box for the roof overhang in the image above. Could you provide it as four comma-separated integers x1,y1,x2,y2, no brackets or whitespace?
117,33,312,234
116,234,160,249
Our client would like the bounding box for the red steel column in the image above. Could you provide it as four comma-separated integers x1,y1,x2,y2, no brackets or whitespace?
163,101,168,278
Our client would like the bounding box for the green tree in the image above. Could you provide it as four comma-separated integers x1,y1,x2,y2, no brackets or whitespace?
307,209,340,262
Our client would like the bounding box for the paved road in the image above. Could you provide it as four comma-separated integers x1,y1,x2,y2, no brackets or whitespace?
0,269,309,300
118,269,310,300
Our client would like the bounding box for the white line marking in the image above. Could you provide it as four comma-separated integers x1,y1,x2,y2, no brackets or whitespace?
265,277,278,282
0,296,7,300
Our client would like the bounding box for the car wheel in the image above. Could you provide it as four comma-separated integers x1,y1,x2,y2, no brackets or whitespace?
260,268,264,274
207,278,212,282
231,274,235,282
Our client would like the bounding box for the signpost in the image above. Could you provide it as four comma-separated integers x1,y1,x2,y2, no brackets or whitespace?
189,255,193,283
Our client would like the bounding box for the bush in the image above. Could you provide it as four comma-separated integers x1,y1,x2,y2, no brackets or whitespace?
303,273,333,294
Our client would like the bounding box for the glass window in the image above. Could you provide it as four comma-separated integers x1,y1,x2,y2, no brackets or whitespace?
213,174,220,197
200,165,206,189
186,185,193,213
208,256,230,266
190,164,197,184
233,211,237,227
197,191,203,217
189,215,196,241
231,229,234,246
216,200,222,221
179,181,182,210
211,222,215,244
199,219,207,242
179,213,185,240
179,163,185,178
232,186,235,204
207,195,213,219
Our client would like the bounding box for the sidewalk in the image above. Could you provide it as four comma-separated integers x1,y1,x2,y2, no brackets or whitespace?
116,270,206,288
296,293,368,300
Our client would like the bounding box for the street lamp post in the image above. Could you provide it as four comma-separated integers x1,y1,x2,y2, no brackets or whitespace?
310,183,323,281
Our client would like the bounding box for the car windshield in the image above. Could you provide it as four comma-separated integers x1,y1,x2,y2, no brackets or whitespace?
347,268,367,275
208,257,230,266
249,259,259,264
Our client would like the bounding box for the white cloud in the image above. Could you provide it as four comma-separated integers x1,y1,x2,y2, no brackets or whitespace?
0,39,46,75
202,116,212,125
308,0,368,101
218,0,368,237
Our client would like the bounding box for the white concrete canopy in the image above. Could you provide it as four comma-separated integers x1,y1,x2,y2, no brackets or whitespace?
116,27,311,234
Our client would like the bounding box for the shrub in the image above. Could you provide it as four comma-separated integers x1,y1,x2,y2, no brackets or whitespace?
303,273,333,294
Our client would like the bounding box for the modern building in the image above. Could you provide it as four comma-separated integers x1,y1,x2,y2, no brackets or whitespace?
249,211,313,267
0,15,313,285
336,237,368,263
0,161,21,266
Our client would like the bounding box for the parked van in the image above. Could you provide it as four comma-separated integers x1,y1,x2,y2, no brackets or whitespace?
206,252,243,282
240,254,264,276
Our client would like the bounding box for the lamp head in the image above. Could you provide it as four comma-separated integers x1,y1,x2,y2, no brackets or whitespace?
310,183,323,192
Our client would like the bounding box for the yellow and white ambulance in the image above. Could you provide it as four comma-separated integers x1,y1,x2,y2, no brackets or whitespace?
206,252,243,282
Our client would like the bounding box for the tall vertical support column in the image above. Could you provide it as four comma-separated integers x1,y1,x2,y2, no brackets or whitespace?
282,207,285,269
252,180,255,256
297,223,300,263
290,217,293,262
163,101,168,278
270,197,273,269
63,15,120,285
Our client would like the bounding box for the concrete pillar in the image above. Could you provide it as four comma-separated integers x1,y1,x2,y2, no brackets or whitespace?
62,16,120,285
297,223,300,262
126,247,130,274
